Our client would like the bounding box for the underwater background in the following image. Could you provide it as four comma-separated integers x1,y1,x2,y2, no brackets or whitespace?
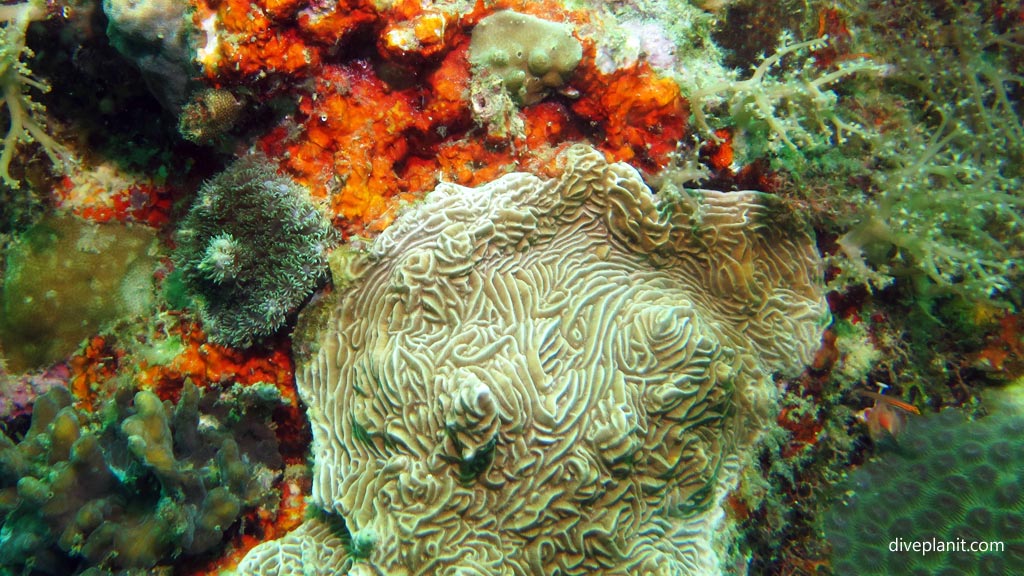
0,0,1022,574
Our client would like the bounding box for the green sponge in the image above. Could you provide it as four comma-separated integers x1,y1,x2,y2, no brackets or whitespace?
0,216,157,371
468,10,583,105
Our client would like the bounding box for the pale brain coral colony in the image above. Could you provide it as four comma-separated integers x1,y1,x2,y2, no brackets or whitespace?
1,0,1022,574
239,145,827,574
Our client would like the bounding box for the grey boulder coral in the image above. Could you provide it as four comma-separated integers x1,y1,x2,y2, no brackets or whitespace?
468,10,583,106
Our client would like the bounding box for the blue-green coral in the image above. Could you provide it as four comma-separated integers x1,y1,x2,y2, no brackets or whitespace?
824,403,1024,575
173,157,338,348
0,381,280,574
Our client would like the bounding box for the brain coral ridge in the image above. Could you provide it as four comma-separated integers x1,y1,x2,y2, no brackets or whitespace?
239,145,828,575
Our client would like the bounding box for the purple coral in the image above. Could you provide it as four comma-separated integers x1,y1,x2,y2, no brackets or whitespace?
621,20,677,69
0,363,69,420
594,19,678,74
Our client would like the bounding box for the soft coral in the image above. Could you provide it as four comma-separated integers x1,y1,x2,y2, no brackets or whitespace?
0,0,72,188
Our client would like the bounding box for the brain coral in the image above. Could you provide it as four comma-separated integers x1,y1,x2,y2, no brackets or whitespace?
239,145,828,575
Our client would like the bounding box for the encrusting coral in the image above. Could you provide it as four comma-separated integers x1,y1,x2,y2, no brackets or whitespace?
824,388,1024,575
0,215,158,372
468,10,583,106
238,144,828,575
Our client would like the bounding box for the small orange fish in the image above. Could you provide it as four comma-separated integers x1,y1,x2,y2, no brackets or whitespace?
856,390,920,440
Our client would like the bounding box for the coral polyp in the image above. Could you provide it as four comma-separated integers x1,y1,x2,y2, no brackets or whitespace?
173,157,338,348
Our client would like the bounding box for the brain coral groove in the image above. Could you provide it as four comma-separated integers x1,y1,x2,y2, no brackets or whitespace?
240,145,828,575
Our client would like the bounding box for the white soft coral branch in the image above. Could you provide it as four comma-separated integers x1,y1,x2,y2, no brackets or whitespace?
0,0,72,188
690,35,886,151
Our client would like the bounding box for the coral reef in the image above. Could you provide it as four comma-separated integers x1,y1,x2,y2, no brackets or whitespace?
238,144,828,574
687,2,1023,308
0,364,67,420
0,381,282,574
0,215,158,372
53,312,313,571
178,88,244,145
824,397,1024,575
0,175,44,247
173,156,338,348
720,298,865,576
0,0,1018,574
571,59,688,171
179,0,693,232
688,33,883,154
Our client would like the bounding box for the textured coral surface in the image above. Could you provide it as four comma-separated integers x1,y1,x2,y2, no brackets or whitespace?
173,157,338,348
825,399,1024,575
7,1,1017,573
468,10,583,105
239,145,827,575
0,382,279,574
